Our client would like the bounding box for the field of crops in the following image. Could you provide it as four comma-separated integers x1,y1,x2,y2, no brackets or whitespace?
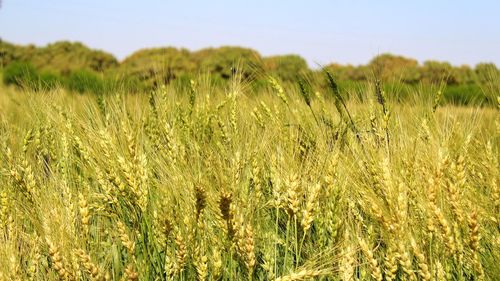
0,75,498,280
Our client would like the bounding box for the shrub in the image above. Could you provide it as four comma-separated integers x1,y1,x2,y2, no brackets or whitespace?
369,54,420,82
38,71,61,91
443,84,485,105
66,70,104,94
193,47,262,80
3,62,39,88
263,55,310,82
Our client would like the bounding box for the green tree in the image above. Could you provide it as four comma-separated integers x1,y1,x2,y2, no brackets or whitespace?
120,47,195,88
263,55,310,81
1,41,37,67
33,41,118,74
452,65,476,84
420,60,454,84
474,63,498,83
1,40,118,75
474,63,499,102
326,64,367,81
193,46,262,80
369,54,420,83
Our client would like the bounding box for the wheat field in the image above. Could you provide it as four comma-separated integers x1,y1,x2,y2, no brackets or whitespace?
0,75,498,280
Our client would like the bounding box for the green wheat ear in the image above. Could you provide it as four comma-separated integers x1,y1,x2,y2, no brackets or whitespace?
324,70,343,116
375,79,386,107
433,90,443,113
188,79,196,115
324,70,341,100
96,94,107,117
298,80,311,107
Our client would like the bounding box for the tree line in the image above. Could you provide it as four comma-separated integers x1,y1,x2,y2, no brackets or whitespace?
1,39,498,104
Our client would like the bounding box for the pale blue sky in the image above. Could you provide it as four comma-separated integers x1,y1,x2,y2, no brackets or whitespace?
1,0,499,66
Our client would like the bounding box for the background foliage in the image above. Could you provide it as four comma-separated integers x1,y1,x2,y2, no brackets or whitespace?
1,39,499,105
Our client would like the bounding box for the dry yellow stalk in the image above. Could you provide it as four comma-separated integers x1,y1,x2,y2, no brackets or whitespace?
359,238,383,281
301,183,321,232
211,248,223,280
468,210,480,252
241,224,256,274
285,173,300,217
268,77,288,106
117,221,135,254
194,255,208,281
435,261,446,281
75,249,102,281
0,191,8,229
410,238,431,281
432,206,456,254
174,234,187,274
397,243,416,280
124,263,138,281
340,235,355,281
46,239,74,281
448,184,464,222
78,193,90,235
384,244,398,281
468,210,484,279
274,269,326,281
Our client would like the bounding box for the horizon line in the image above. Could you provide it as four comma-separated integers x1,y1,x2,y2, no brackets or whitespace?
1,37,498,69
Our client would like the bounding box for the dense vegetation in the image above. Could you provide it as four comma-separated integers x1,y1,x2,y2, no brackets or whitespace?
0,71,498,280
1,40,498,105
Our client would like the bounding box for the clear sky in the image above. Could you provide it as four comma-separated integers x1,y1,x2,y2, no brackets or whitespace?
1,0,499,67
